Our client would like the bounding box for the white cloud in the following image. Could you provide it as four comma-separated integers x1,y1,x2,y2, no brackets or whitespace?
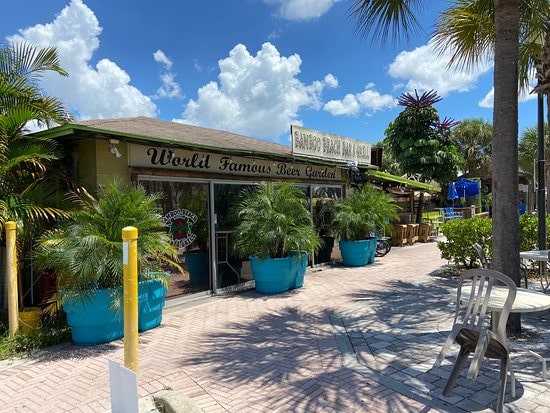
479,85,537,109
153,50,173,70
324,73,338,88
323,85,396,116
264,0,340,21
388,39,492,97
479,88,493,108
153,49,182,99
7,0,157,119
180,42,335,138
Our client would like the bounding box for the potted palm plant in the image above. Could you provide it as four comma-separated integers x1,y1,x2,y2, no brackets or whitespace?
33,179,182,345
232,182,320,294
333,185,399,266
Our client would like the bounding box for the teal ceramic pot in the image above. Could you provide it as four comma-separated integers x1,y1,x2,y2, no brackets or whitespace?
289,250,308,289
339,238,377,267
185,251,209,285
63,288,123,346
250,256,292,294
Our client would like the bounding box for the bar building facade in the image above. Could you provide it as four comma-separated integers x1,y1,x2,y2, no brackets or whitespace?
38,117,382,301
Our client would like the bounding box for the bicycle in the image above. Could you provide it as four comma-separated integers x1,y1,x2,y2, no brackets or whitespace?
376,236,392,257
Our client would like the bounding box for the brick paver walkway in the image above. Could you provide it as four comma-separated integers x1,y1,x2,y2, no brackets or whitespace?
1,241,549,412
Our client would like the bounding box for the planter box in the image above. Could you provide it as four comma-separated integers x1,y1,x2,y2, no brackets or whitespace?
63,277,168,346
339,239,376,267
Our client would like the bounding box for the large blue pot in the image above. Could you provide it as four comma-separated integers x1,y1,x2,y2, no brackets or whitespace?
289,250,308,289
185,251,209,285
138,278,168,332
64,277,169,345
63,289,123,346
339,238,377,267
250,256,293,294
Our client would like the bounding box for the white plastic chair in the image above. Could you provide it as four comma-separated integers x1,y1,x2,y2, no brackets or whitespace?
433,269,517,413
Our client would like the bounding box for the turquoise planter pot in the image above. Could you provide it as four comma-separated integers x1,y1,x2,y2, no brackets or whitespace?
63,289,123,346
339,239,377,267
64,276,168,345
289,250,308,289
185,251,209,285
250,256,293,294
138,278,168,332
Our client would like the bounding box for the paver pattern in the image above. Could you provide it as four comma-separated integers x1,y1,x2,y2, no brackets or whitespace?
1,241,549,412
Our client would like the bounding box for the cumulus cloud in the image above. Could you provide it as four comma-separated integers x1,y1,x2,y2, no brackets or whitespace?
388,39,492,97
180,42,337,138
479,79,537,109
264,0,340,21
323,84,396,116
153,49,182,99
7,0,157,119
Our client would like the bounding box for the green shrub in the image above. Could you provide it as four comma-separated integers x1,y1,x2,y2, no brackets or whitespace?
437,216,492,267
0,313,70,360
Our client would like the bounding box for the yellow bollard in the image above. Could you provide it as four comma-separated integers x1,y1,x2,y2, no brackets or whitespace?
6,221,19,336
122,226,139,374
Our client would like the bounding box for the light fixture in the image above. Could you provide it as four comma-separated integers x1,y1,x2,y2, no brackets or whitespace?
108,139,122,158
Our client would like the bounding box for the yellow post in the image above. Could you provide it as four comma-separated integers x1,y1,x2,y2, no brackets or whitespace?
122,226,139,374
6,221,19,336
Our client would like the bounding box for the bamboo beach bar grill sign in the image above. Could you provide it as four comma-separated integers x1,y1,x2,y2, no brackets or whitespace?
128,143,341,181
291,125,372,165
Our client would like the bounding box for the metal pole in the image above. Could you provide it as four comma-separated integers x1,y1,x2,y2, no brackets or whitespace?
537,92,546,252
6,221,19,336
122,226,138,374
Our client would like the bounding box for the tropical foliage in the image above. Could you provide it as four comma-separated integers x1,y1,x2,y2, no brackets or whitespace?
518,123,549,178
0,42,73,236
384,90,463,185
438,216,492,268
232,182,320,259
33,180,182,309
451,118,492,180
332,184,399,241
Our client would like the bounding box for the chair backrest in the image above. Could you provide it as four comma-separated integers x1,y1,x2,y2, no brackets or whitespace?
472,243,491,269
455,269,517,340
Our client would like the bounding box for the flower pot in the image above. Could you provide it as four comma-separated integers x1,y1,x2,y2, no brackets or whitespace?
185,251,209,285
64,277,169,345
138,278,168,332
315,236,335,263
339,238,377,267
63,289,124,346
250,256,293,294
289,250,308,289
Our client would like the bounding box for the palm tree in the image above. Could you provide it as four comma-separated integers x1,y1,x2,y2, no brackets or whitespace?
518,124,549,179
451,118,492,180
0,42,73,235
347,0,541,331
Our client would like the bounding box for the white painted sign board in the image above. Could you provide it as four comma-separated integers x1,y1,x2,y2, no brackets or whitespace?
109,359,138,413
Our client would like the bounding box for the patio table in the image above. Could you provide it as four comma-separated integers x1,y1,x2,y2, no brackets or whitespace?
519,249,550,291
458,285,550,379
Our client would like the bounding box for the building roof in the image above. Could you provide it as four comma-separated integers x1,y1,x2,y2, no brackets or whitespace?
37,116,295,159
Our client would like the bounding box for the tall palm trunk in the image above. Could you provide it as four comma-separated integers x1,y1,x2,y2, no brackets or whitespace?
492,0,521,333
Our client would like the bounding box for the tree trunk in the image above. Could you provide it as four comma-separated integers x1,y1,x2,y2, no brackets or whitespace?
492,0,521,333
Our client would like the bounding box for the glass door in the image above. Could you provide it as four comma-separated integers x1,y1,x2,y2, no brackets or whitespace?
139,179,211,298
213,183,254,290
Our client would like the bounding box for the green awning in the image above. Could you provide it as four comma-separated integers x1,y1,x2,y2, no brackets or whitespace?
366,170,441,192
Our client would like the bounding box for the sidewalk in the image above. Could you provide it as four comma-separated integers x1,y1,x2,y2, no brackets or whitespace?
1,241,549,412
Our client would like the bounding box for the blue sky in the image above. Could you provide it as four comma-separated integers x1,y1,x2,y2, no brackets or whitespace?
1,0,539,145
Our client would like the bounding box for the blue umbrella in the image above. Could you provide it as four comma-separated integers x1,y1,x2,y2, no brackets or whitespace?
447,182,459,201
455,178,480,197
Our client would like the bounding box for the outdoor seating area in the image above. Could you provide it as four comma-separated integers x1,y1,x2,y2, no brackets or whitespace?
2,242,550,413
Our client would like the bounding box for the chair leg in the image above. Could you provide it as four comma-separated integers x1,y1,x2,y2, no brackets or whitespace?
496,358,509,413
443,346,470,396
